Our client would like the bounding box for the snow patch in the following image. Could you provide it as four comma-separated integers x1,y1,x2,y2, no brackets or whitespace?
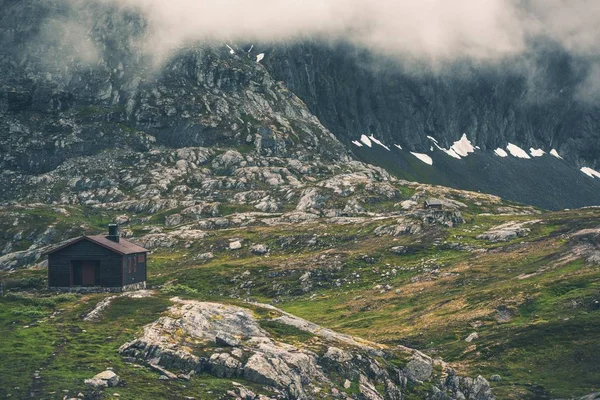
442,148,462,159
410,152,433,165
550,149,563,159
394,144,403,150
494,148,508,157
256,53,265,63
506,143,531,159
359,134,372,147
530,148,545,157
368,135,390,151
226,44,235,55
428,134,475,159
352,140,363,147
450,134,475,157
581,167,600,179
248,45,254,53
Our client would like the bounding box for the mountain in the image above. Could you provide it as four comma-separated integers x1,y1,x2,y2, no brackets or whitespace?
2,0,600,208
265,41,600,169
263,42,600,210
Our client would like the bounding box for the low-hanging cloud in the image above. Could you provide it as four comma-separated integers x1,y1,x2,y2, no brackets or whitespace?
108,0,535,63
101,0,599,62
55,0,600,100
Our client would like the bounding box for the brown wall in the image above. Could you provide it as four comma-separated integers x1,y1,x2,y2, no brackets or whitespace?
122,253,147,286
48,240,124,287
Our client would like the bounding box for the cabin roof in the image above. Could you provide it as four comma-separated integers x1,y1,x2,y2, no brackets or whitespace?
425,198,443,205
44,235,148,256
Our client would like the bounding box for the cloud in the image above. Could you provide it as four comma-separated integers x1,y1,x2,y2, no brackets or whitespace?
527,0,600,57
49,0,600,100
108,0,535,63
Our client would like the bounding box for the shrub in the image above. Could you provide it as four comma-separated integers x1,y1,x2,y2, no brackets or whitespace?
4,292,78,307
10,306,47,318
3,277,45,291
160,284,198,295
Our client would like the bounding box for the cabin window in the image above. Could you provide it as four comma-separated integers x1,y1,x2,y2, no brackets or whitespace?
138,254,145,263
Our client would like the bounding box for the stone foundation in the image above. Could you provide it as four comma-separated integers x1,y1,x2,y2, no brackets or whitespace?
49,281,146,294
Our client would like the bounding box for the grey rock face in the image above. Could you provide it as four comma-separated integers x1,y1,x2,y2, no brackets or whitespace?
0,248,42,271
0,1,349,183
265,42,600,171
440,370,495,400
476,221,538,243
404,353,433,382
119,299,492,400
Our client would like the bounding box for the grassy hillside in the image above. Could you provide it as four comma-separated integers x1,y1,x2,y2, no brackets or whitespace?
0,203,599,399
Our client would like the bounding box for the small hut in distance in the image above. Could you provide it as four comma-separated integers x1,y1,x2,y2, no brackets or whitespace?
423,198,443,210
45,224,148,292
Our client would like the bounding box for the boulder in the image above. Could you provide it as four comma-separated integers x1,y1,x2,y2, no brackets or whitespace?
250,244,269,255
197,252,215,261
465,332,479,343
84,370,119,388
115,215,129,225
405,354,433,382
389,246,408,255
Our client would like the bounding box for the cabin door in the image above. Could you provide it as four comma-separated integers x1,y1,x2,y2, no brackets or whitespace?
72,260,98,286
82,261,96,286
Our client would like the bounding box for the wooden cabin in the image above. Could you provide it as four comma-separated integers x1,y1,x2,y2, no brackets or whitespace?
423,198,443,210
45,225,148,292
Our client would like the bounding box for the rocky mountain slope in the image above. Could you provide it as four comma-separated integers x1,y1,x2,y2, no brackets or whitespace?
0,0,346,178
1,0,600,210
349,142,600,210
265,42,600,170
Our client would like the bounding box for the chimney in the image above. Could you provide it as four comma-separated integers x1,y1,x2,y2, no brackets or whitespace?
107,224,120,243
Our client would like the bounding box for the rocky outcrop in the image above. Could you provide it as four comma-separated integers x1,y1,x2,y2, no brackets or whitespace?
0,248,43,271
437,371,495,400
119,299,493,400
477,221,539,243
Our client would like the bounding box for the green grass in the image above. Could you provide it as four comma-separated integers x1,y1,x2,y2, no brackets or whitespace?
259,319,316,342
1,204,599,398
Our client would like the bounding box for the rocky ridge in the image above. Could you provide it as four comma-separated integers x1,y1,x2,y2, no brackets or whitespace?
119,298,494,400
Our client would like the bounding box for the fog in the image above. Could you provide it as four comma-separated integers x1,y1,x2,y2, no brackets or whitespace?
110,0,533,63
52,0,600,100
